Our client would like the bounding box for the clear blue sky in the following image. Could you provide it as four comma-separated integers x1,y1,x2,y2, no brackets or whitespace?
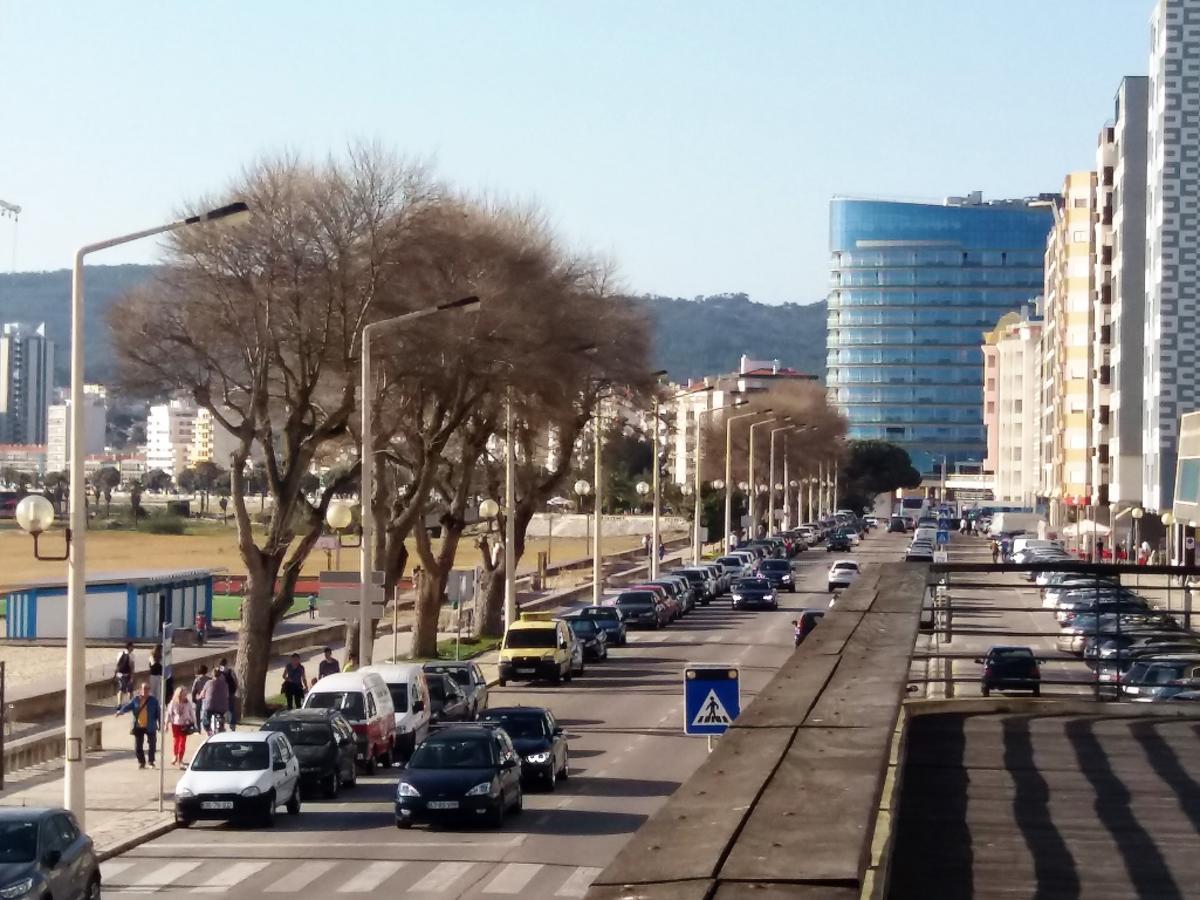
0,1,1152,304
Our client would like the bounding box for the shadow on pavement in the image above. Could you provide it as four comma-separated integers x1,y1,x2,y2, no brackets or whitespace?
563,776,680,798
521,806,647,836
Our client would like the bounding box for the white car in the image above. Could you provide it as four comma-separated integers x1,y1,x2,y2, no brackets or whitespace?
828,560,860,592
174,731,302,828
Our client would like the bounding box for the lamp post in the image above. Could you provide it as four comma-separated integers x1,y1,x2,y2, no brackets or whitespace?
635,480,653,576
767,420,794,536
591,401,605,604
1132,506,1144,562
360,296,480,668
325,499,354,572
43,201,252,825
645,370,670,580
748,417,781,539
787,480,798,531
691,401,735,563
724,408,768,551
1163,511,1177,566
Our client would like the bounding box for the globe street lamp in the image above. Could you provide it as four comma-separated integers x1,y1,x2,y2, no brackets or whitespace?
574,480,592,594
16,494,64,560
324,498,356,570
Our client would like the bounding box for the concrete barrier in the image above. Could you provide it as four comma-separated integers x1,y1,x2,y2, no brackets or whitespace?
3,721,104,777
587,562,927,899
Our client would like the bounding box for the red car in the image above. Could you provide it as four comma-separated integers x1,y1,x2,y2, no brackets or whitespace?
626,583,679,621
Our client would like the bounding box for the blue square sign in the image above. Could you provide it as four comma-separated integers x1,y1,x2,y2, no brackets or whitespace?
684,664,741,736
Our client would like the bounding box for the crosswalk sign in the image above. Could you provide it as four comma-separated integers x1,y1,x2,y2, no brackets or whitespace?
684,664,741,736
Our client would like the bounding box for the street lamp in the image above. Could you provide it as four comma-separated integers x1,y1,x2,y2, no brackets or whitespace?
691,398,741,563
574,479,593,596
360,296,481,667
325,498,356,570
15,494,65,560
767,420,795,535
48,200,251,825
1132,506,1145,561
748,418,782,538
645,370,669,579
787,479,799,532
725,409,771,550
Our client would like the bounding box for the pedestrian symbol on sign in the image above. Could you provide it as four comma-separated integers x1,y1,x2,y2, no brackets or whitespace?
684,664,740,737
691,690,733,727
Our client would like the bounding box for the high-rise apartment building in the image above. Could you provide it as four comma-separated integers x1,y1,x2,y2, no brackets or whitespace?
190,407,241,469
146,399,196,477
0,322,54,445
827,194,1053,474
1143,0,1200,512
982,310,1042,506
1091,127,1117,510
46,385,108,474
1108,76,1150,508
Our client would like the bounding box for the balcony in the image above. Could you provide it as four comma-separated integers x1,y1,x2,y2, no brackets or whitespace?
1101,246,1113,266
1099,324,1112,346
1102,205,1113,226
1099,365,1112,386
1099,406,1110,426
1099,283,1112,305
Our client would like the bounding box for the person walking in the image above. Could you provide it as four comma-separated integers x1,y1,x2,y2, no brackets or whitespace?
165,686,196,768
281,654,309,710
200,665,230,734
317,647,340,681
220,658,240,731
115,683,161,769
148,644,164,700
343,653,358,673
114,642,136,706
990,539,1000,564
307,593,318,620
190,665,211,718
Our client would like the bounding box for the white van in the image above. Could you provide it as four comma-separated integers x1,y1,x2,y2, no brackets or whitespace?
359,663,432,761
302,670,396,773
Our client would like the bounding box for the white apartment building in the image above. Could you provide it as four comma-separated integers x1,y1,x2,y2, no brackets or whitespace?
983,311,1042,507
46,385,107,474
190,406,241,468
1143,0,1200,512
0,322,54,445
1090,125,1116,509
1108,76,1150,508
146,399,196,477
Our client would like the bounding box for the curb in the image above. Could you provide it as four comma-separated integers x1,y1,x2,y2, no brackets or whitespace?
97,816,177,862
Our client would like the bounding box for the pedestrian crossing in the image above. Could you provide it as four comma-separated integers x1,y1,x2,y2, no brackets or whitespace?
101,858,602,897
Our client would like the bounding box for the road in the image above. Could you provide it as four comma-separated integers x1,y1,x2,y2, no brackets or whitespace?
97,535,897,899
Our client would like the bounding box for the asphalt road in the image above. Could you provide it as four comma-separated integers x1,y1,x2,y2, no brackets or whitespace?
98,538,892,899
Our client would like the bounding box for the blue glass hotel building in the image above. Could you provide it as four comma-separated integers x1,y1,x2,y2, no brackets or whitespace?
826,194,1054,475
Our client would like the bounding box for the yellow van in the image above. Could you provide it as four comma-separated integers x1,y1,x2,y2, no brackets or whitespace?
498,613,573,686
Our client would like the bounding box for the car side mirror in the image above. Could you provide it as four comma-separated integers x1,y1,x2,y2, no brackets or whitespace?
501,757,518,770
973,658,984,665
43,849,62,869
553,726,564,736
413,700,425,713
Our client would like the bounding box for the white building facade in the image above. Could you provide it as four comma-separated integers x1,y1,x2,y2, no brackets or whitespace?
46,385,107,474
146,399,196,477
0,322,54,446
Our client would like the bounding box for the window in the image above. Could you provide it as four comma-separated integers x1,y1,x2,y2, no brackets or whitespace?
986,402,995,414
1072,198,1089,209
987,379,996,391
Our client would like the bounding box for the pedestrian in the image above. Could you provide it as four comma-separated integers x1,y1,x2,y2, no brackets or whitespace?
114,641,135,705
344,653,358,673
165,686,195,768
281,653,308,710
200,664,230,734
115,682,160,769
641,533,650,556
148,644,164,700
190,665,210,720
959,517,968,535
658,541,665,561
990,540,1000,564
317,647,340,681
220,658,240,731
307,593,318,620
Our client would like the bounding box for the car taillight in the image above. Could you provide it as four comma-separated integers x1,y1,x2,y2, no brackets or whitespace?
984,666,994,677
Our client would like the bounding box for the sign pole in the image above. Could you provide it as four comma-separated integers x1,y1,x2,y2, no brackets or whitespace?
392,585,399,663
158,621,173,813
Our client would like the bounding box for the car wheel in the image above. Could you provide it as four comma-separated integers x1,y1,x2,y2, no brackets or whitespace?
86,872,102,900
174,812,192,829
490,800,505,828
363,754,376,776
513,785,523,815
552,669,562,686
262,792,277,828
325,771,340,799
344,762,357,789
396,818,413,830
560,756,570,781
286,785,302,816
498,678,507,687
546,764,557,792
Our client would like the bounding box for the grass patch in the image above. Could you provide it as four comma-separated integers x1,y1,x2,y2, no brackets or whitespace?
210,594,307,621
433,636,500,661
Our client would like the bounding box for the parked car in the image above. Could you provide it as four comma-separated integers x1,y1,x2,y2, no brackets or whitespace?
652,575,695,614
422,661,490,719
174,731,302,827
757,558,796,592
426,672,473,725
565,615,609,661
302,670,397,773
260,708,358,798
394,725,523,829
497,613,575,686
906,541,935,562
826,533,853,552
1121,656,1200,699
478,706,569,790
977,645,1041,696
730,577,778,610
716,555,749,580
0,807,101,900
574,604,627,646
828,559,860,592
361,663,432,760
614,590,669,628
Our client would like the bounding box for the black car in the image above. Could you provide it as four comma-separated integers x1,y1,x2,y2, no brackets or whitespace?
260,708,358,798
977,645,1042,696
426,672,472,725
826,534,853,552
757,559,796,592
423,661,490,718
565,616,609,661
731,577,778,610
669,568,712,605
575,605,627,646
0,807,101,900
394,725,523,828
888,517,907,533
614,591,666,628
478,706,569,790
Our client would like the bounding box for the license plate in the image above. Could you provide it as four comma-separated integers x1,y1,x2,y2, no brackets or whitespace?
516,668,535,674
427,801,459,810
201,801,234,810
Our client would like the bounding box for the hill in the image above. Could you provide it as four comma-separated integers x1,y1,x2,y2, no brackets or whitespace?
0,268,828,385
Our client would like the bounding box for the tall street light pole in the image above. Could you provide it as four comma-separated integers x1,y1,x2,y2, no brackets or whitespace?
748,417,781,539
767,420,793,536
361,296,480,665
691,400,731,563
592,399,604,605
64,201,251,824
647,371,669,579
503,387,517,631
725,408,767,550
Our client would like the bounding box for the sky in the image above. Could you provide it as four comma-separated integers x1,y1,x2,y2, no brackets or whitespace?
0,1,1154,304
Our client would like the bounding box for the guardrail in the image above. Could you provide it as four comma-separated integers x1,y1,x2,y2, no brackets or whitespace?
586,562,928,899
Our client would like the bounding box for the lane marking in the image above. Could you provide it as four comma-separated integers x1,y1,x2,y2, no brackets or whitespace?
556,866,603,897
482,862,542,893
263,861,337,892
410,861,475,892
100,860,136,883
129,860,201,889
337,860,405,892
153,838,522,851
191,861,270,894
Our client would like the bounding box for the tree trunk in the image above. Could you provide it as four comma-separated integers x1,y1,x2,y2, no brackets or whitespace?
236,551,283,717
412,575,442,658
479,566,504,637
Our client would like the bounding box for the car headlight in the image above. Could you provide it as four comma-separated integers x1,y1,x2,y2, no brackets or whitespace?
781,575,791,582
240,786,262,798
0,878,34,900
465,780,497,797
732,594,742,601
396,781,421,798
526,751,552,764
175,786,195,799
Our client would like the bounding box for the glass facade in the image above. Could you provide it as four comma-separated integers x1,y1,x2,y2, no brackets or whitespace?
827,197,1053,474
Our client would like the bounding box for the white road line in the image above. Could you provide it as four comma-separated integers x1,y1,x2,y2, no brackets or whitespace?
191,861,270,894
705,634,722,643
263,861,337,893
158,838,521,850
129,860,201,889
410,861,475,892
556,867,603,897
100,860,136,883
337,861,405,893
482,863,542,893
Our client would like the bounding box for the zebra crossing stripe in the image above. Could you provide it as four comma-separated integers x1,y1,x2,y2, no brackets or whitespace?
100,860,136,884
481,863,542,893
191,861,270,894
129,860,201,889
336,861,405,893
263,861,337,892
409,861,474,892
555,866,602,897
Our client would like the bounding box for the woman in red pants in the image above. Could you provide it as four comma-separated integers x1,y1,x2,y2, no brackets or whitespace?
165,686,196,768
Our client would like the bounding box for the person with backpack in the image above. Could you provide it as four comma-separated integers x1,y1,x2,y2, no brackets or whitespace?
190,665,211,717
115,642,136,705
115,682,161,769
220,658,239,731
200,665,230,734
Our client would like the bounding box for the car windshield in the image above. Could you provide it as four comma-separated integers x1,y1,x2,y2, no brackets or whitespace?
583,608,618,621
505,628,557,649
427,677,448,701
569,619,597,635
736,579,769,590
305,691,365,719
263,721,332,746
718,557,741,566
990,648,1034,660
191,740,270,771
480,713,547,739
431,668,473,688
0,820,37,863
408,737,494,769
617,594,654,608
760,561,789,570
